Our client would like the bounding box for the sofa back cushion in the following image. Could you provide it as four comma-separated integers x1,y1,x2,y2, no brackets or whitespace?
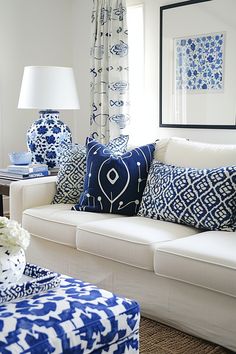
155,137,236,168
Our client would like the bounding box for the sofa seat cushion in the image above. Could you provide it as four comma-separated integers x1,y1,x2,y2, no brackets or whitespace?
22,204,121,248
76,216,200,270
155,231,236,297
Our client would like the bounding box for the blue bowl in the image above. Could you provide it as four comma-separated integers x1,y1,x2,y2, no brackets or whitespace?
9,152,32,165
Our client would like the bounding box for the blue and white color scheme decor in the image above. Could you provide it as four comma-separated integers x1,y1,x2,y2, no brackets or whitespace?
0,263,60,304
53,135,129,204
73,139,155,216
0,245,25,287
53,143,86,204
8,151,32,165
138,161,236,231
27,110,72,168
18,66,80,169
106,134,129,154
175,32,224,91
90,0,129,143
0,275,140,353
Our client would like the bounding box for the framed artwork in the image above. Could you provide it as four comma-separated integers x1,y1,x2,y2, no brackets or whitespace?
175,32,224,92
160,0,236,129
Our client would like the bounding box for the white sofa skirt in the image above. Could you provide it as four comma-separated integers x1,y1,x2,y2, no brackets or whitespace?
26,235,236,352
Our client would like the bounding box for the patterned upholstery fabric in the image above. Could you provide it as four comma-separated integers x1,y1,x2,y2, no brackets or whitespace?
138,161,236,231
0,276,140,353
73,140,155,216
53,135,129,204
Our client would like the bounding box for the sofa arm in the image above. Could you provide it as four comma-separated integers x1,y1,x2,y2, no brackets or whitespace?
10,176,57,223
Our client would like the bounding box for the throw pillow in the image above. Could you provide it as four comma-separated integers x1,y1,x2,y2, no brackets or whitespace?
106,135,129,154
72,140,155,216
52,143,86,204
52,135,129,204
138,161,236,231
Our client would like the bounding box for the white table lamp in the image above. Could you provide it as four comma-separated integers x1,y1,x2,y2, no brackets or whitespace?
18,66,80,168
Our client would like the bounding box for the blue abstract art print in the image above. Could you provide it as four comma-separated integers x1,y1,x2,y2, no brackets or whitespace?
175,32,225,91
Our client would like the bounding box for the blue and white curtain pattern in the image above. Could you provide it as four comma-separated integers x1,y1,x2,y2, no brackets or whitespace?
90,0,129,143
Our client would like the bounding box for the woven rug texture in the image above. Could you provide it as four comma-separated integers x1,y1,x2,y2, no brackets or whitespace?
139,317,234,354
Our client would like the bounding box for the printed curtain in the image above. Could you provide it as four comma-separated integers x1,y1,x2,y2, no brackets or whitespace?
90,0,129,143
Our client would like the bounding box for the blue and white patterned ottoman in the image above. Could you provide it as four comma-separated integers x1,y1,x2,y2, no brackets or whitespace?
0,276,140,354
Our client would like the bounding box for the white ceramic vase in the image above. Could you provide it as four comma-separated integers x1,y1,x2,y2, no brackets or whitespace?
0,244,26,287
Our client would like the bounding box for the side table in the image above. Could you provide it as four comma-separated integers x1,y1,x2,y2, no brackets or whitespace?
0,178,11,216
0,172,58,217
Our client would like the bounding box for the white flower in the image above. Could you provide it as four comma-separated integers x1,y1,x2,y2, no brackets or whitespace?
0,217,30,250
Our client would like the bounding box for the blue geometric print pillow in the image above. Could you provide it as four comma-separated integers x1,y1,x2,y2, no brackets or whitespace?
138,161,236,231
52,143,86,204
72,140,155,216
106,134,129,154
53,135,129,204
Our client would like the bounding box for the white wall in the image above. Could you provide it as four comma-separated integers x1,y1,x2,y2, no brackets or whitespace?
72,0,92,144
162,3,236,126
0,0,75,167
144,0,236,143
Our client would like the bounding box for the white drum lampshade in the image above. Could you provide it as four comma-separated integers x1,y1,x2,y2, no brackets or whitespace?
18,66,80,168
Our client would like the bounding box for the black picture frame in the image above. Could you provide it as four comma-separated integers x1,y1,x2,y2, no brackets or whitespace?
159,0,236,129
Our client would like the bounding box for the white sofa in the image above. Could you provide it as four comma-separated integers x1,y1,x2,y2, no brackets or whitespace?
10,138,236,351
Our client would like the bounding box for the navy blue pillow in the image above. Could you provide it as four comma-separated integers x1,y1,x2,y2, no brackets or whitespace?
72,140,155,216
138,161,236,231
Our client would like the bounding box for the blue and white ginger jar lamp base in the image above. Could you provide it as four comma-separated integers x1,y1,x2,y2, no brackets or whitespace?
27,110,72,168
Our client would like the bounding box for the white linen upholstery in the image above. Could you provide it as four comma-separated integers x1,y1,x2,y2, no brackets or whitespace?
10,137,236,352
10,176,57,223
155,231,236,297
76,216,199,270
23,205,121,248
26,235,236,352
155,137,236,168
155,137,186,162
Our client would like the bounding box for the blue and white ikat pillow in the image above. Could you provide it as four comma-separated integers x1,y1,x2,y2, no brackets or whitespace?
53,135,129,204
53,143,86,204
73,140,155,216
138,161,236,231
106,134,129,155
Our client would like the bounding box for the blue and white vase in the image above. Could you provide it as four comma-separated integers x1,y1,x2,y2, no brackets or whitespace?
0,245,26,287
27,110,72,169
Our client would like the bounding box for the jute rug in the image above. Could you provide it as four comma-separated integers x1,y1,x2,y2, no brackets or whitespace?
140,317,234,354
